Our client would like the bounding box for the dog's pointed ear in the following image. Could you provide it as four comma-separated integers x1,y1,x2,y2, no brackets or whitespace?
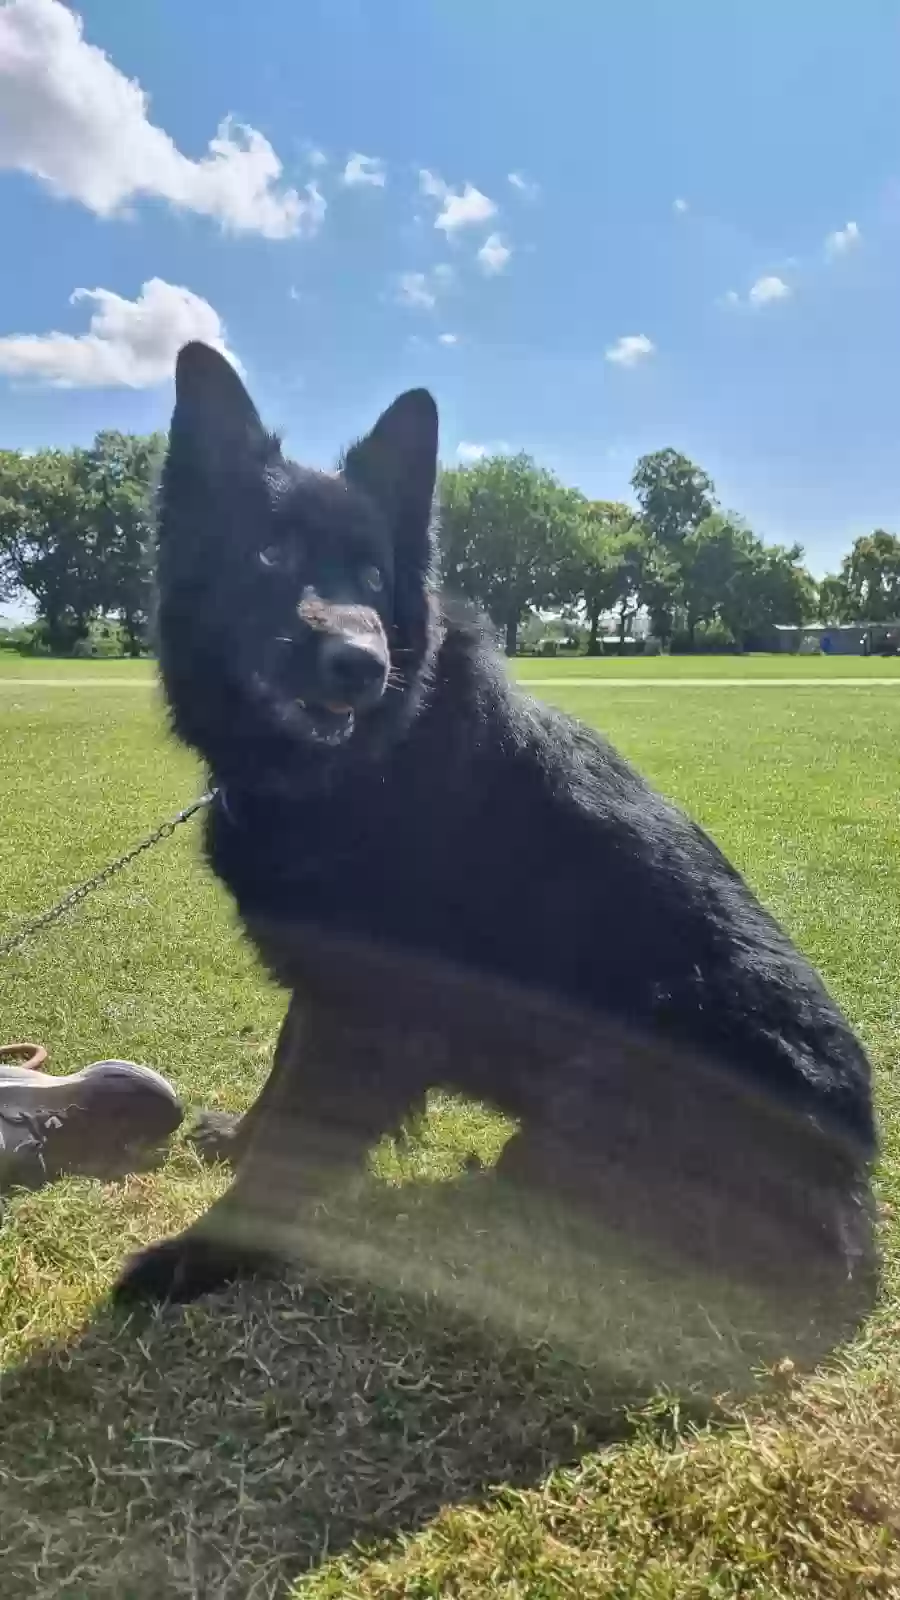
343,389,438,565
169,342,269,467
159,344,277,561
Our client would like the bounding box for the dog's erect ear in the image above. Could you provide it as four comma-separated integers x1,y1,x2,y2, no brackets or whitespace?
343,390,438,565
169,342,269,467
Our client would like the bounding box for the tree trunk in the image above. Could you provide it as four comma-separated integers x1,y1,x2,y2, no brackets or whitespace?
123,612,142,658
687,615,697,650
587,605,602,656
504,613,519,657
650,606,673,646
617,603,628,655
42,608,62,655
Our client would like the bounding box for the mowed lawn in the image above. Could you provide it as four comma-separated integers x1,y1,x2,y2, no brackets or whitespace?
1,655,900,1596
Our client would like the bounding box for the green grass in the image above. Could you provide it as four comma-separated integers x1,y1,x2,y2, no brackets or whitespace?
513,652,900,678
0,651,155,677
5,647,900,680
1,656,900,1596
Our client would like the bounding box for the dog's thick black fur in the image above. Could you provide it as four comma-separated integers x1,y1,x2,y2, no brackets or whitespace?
115,343,876,1346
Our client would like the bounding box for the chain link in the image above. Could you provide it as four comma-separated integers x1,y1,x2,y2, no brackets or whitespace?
0,790,217,960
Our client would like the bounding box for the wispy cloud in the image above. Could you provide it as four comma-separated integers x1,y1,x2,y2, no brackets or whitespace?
825,220,860,258
673,196,689,214
396,263,454,311
604,333,655,367
477,233,511,275
457,439,510,462
0,0,320,238
418,167,448,200
341,152,386,188
397,272,438,310
724,223,858,314
0,278,238,388
508,171,539,200
438,332,458,345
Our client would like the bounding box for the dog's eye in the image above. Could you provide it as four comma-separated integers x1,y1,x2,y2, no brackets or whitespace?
363,564,384,593
259,545,285,571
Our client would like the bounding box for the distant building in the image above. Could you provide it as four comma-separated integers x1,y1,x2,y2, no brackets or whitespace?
774,622,900,656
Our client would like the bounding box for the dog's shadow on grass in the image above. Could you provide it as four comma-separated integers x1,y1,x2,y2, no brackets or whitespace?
0,1169,858,1599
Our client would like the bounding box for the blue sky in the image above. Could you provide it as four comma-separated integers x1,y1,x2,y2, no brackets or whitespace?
1,0,899,584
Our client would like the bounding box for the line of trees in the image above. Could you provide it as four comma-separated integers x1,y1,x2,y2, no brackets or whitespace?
0,432,163,655
441,446,900,655
2,430,900,657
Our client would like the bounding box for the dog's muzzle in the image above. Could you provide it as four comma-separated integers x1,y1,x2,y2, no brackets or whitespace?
315,632,388,715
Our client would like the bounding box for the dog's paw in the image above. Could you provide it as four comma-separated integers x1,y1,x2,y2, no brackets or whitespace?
186,1109,246,1165
112,1232,263,1306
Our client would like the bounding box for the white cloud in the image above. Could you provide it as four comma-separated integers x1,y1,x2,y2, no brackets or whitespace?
673,196,689,213
395,264,453,310
418,167,448,199
477,233,512,275
724,276,793,310
342,151,386,188
0,278,237,388
436,182,496,233
396,272,437,310
508,170,539,200
0,0,320,238
306,147,327,169
418,167,497,232
604,333,655,367
825,220,860,258
438,332,458,345
456,439,509,462
747,274,791,306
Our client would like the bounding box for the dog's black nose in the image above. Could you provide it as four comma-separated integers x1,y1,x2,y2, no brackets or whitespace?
318,636,387,709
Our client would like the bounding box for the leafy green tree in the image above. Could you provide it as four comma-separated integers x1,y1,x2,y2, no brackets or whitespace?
88,431,164,655
722,541,816,648
572,500,639,653
0,448,100,653
629,448,717,639
680,513,756,646
609,525,659,651
0,432,163,655
630,448,715,550
439,453,584,654
0,451,24,604
839,530,900,622
818,572,855,625
576,520,671,653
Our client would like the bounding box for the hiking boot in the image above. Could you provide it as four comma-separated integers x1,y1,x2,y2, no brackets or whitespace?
0,1060,184,1191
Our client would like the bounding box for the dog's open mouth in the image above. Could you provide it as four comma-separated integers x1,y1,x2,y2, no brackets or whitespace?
294,699,356,746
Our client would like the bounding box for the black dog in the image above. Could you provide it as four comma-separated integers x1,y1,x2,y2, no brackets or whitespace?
115,343,876,1352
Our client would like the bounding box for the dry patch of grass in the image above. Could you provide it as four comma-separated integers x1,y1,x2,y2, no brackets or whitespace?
312,1337,900,1598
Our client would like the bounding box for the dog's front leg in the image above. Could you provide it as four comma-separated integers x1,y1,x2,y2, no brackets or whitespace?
113,995,424,1305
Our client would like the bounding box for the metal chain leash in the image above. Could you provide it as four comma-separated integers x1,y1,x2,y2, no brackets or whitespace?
0,790,217,960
